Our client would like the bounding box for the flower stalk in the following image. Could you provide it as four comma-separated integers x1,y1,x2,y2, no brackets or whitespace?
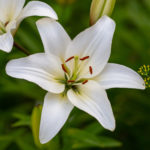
14,42,30,56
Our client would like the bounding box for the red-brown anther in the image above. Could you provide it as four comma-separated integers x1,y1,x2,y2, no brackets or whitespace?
82,80,88,84
5,21,9,27
65,56,74,62
89,66,93,74
61,64,67,73
68,80,75,83
80,56,89,61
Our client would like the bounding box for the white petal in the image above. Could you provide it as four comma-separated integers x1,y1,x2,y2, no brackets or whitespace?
6,53,65,94
65,16,115,78
18,1,58,22
0,0,25,22
40,92,73,144
36,18,71,59
67,80,115,131
97,63,145,90
0,32,13,52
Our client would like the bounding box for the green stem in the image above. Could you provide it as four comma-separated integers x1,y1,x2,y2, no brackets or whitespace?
14,42,30,56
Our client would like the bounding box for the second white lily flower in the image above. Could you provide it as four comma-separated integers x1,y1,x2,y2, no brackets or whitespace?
6,16,145,144
0,0,58,52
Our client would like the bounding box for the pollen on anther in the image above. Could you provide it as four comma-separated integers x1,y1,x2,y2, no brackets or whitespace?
61,64,67,73
68,80,75,83
80,56,89,61
82,80,88,84
89,66,93,74
5,21,9,27
65,56,74,62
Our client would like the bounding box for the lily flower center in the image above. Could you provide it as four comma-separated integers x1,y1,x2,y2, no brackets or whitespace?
60,55,93,95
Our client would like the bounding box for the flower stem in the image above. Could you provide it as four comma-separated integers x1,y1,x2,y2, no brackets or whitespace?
14,42,30,56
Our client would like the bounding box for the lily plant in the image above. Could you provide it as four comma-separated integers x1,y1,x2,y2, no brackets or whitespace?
0,0,57,53
6,16,145,144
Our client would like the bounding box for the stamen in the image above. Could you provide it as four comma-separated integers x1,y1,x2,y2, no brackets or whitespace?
68,80,75,83
82,80,88,84
89,66,93,74
61,64,67,73
80,56,89,61
65,56,74,62
5,21,9,27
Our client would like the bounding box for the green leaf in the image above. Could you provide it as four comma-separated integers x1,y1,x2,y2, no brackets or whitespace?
84,122,104,134
67,128,122,148
12,113,31,127
16,139,36,150
0,129,27,149
0,141,12,150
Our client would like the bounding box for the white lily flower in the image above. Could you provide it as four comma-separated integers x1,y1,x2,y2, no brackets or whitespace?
6,16,145,144
0,0,58,53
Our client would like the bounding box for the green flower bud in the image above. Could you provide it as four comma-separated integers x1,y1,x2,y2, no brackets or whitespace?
90,0,116,25
31,105,42,148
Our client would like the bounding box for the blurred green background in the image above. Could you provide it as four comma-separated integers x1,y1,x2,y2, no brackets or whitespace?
0,0,150,149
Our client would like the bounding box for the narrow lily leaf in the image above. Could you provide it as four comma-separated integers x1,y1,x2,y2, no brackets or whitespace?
0,142,11,150
84,122,104,134
0,129,26,150
90,0,116,25
67,128,122,148
16,138,36,150
0,136,12,150
31,105,42,149
12,113,31,127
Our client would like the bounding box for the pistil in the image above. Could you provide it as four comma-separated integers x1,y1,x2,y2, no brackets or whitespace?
71,56,79,80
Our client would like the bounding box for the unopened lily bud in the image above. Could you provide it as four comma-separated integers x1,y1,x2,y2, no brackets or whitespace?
31,105,42,148
90,0,116,25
